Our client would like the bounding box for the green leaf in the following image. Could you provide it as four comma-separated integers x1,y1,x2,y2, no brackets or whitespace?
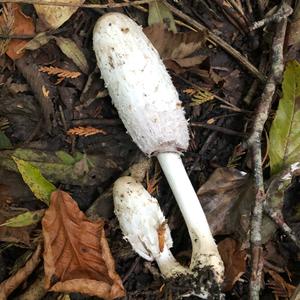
55,150,76,165
269,60,300,175
0,131,12,150
0,210,45,227
12,157,56,205
148,1,177,33
55,37,88,74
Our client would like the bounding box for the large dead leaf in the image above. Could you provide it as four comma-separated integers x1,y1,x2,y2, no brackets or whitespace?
197,168,251,236
42,190,125,299
144,23,207,60
0,4,35,60
218,238,247,292
34,0,85,30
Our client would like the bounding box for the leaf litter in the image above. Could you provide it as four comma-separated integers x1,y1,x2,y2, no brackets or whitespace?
0,0,300,299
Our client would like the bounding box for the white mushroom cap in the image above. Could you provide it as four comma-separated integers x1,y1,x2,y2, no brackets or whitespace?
93,13,189,156
113,176,173,261
113,176,189,278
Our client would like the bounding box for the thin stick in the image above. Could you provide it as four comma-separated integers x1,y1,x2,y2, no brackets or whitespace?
250,2,293,30
0,0,155,8
246,2,289,297
190,122,245,136
163,1,266,82
264,205,300,249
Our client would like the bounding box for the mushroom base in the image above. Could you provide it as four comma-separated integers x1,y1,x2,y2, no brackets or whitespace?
163,267,224,300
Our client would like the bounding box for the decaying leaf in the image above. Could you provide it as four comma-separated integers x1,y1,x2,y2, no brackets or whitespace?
144,23,207,61
67,126,106,137
18,32,53,52
148,0,176,33
269,60,300,175
39,66,81,84
0,148,134,186
197,167,250,236
0,209,45,227
218,238,247,292
12,156,56,205
34,0,85,30
55,37,89,74
42,190,125,299
0,3,35,59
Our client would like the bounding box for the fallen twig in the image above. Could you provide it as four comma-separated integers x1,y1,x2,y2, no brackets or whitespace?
250,2,293,30
190,122,245,137
163,1,266,82
0,244,42,300
246,2,290,298
264,205,300,249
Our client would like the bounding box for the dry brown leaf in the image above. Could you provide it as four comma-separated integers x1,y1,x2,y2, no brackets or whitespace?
42,190,125,299
218,238,247,292
197,167,250,236
267,269,296,298
67,126,106,137
0,4,35,60
164,55,208,74
144,23,207,60
39,66,81,84
34,0,85,30
0,244,42,299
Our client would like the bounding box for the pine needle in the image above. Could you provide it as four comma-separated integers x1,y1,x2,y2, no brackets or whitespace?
39,66,81,84
183,87,215,106
67,126,107,137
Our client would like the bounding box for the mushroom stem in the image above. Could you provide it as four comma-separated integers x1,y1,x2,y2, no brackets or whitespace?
157,152,223,281
156,247,190,279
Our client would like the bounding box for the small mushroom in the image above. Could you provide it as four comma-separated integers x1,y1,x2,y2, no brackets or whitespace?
93,12,224,290
113,176,189,279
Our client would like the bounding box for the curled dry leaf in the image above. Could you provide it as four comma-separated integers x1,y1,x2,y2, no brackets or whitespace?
0,4,35,60
42,190,125,299
34,0,85,30
218,238,247,292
